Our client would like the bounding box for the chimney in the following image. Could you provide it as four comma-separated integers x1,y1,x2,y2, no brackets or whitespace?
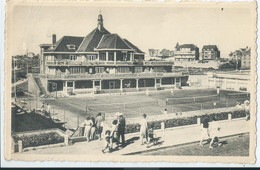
52,34,56,44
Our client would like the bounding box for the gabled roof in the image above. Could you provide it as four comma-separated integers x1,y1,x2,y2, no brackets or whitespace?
96,34,132,50
77,28,110,52
179,44,198,50
202,45,218,51
46,36,84,52
123,39,144,53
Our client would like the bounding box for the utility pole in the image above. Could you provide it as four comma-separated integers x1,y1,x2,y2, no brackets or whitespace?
26,49,29,77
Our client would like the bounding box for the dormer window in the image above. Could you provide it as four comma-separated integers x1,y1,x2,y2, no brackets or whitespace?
67,44,76,50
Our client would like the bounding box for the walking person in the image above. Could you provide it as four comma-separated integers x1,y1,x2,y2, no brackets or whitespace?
117,113,126,147
95,112,103,140
209,117,221,148
110,119,119,150
90,117,96,140
83,116,93,142
199,115,210,146
140,114,148,145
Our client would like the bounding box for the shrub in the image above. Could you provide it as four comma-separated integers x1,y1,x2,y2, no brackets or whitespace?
124,110,246,134
20,132,64,148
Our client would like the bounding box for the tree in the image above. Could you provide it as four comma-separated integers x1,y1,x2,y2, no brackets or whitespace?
148,49,159,57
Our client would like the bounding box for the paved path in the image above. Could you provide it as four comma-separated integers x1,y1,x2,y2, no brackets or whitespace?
21,118,249,155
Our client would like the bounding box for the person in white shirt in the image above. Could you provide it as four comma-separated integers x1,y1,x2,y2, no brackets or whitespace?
209,117,221,148
140,114,148,145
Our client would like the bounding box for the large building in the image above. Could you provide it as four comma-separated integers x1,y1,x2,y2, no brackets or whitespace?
241,48,251,70
174,43,199,61
201,45,220,60
30,13,187,95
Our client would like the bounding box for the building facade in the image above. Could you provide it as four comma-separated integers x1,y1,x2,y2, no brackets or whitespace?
174,43,199,61
31,14,187,95
201,45,220,60
241,48,251,70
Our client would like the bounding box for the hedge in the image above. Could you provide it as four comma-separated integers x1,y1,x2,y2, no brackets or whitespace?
125,110,246,134
19,132,64,148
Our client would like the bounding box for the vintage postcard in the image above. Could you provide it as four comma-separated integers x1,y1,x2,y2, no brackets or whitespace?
4,0,257,164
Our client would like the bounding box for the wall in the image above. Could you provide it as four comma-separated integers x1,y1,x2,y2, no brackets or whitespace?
27,74,40,95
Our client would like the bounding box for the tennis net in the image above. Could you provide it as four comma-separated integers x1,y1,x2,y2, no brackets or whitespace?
86,100,159,111
166,95,218,105
227,92,250,99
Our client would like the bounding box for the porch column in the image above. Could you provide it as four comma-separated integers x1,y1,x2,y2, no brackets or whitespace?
73,81,75,92
160,78,162,86
130,53,133,62
175,78,177,88
114,52,117,64
179,77,182,87
92,80,95,90
136,79,139,91
100,80,102,90
106,52,108,62
120,79,123,92
154,78,157,89
64,81,67,92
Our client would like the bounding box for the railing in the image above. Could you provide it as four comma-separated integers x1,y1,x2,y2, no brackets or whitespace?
45,60,174,66
39,72,184,80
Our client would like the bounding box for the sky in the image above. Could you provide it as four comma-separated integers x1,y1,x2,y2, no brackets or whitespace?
9,3,254,58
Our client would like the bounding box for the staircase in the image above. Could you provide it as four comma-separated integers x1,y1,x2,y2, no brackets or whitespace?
34,76,48,96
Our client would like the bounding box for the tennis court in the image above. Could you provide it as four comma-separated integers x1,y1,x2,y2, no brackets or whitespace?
82,88,250,118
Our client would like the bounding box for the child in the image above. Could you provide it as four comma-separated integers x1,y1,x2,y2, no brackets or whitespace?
147,125,157,148
102,130,112,153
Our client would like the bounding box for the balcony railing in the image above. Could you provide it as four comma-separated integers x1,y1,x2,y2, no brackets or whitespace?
39,72,183,80
45,60,173,66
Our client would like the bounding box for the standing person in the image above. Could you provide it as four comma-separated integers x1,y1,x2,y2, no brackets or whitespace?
95,112,103,140
199,115,210,146
83,116,93,142
110,119,119,150
209,117,221,148
140,114,148,145
46,103,52,118
90,117,96,140
41,103,45,115
244,100,250,121
102,130,112,153
117,113,126,147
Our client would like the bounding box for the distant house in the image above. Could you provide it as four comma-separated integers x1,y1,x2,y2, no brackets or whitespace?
174,43,199,61
241,48,251,70
201,45,220,60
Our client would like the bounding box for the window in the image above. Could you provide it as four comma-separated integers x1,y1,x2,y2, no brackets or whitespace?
67,44,76,50
95,81,100,86
69,67,85,74
99,52,106,61
87,55,97,61
70,55,77,60
134,67,143,73
108,52,114,61
95,67,104,73
117,67,130,73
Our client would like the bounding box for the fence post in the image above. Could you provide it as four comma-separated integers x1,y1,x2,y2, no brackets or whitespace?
228,113,232,121
64,135,69,146
197,117,201,125
161,122,165,130
18,140,23,152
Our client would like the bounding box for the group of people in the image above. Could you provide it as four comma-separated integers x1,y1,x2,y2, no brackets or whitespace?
199,115,222,148
81,112,103,142
40,103,52,118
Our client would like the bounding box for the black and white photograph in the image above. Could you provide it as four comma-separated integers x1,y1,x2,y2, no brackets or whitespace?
3,0,257,163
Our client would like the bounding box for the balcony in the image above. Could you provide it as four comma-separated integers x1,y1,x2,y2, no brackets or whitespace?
45,60,173,66
39,72,184,80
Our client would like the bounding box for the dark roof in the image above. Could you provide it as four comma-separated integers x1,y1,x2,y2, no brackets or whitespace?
77,28,110,52
47,36,84,52
96,34,132,50
202,45,218,51
179,44,198,50
123,39,144,53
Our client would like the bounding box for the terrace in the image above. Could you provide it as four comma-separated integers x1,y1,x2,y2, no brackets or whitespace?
39,72,184,81
45,60,173,67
